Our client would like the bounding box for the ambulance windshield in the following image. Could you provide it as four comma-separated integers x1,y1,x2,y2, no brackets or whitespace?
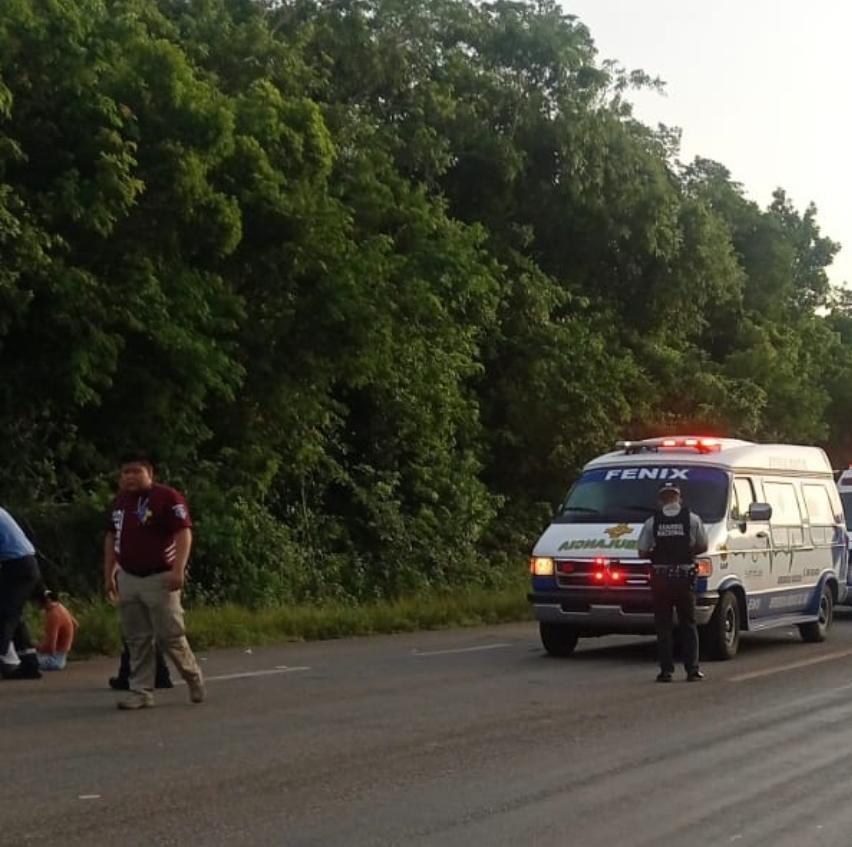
557,466,729,524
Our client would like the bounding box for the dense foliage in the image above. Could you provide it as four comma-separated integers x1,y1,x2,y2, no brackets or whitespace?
1,0,849,603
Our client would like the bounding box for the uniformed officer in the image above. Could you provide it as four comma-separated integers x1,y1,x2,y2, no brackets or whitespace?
638,482,708,682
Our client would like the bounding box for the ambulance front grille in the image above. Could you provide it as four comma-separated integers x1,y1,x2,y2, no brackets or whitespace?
554,559,652,590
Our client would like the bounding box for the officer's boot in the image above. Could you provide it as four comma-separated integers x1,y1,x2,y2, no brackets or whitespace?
108,645,131,690
2,652,42,680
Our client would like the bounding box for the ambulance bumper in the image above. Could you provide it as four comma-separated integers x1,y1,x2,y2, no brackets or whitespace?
528,591,717,631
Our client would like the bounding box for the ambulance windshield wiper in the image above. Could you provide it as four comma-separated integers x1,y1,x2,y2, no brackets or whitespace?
624,504,656,513
561,506,600,514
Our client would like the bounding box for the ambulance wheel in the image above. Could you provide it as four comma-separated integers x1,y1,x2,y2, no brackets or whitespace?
702,591,740,661
799,585,833,643
540,623,579,657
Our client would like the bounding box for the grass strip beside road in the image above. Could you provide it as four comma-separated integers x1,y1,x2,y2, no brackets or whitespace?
48,585,531,658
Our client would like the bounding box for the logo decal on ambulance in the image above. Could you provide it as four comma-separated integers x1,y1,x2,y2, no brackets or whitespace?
558,537,639,552
604,524,633,540
604,468,690,481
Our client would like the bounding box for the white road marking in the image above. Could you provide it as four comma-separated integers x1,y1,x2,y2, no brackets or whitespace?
175,666,310,685
78,795,101,800
411,643,511,657
729,648,852,682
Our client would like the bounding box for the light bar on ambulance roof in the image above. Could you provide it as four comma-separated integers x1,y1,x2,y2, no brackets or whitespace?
616,436,722,455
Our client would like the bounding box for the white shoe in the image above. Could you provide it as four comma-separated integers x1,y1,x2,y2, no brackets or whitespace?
117,692,154,710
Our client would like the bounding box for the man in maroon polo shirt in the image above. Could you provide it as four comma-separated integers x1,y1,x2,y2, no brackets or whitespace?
104,452,205,709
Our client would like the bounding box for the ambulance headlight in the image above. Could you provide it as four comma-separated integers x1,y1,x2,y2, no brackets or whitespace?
695,557,713,577
530,557,555,576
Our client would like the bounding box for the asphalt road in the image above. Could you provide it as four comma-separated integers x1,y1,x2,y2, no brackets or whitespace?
6,611,852,847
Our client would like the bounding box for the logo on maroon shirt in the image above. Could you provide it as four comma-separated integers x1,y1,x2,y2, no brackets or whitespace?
136,496,153,525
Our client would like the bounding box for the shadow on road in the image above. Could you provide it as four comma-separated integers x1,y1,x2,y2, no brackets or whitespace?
531,615,852,665
560,638,656,663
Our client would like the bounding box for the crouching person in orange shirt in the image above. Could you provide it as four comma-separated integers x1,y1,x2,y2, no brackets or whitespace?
36,589,77,671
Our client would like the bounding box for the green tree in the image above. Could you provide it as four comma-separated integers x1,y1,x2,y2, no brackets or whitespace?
0,0,847,604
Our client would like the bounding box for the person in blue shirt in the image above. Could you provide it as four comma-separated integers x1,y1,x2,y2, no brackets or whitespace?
0,507,43,680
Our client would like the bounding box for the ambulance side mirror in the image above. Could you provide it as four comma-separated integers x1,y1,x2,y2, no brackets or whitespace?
747,503,772,522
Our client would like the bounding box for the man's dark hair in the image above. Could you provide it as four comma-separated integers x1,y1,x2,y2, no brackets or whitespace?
118,450,155,472
32,581,52,608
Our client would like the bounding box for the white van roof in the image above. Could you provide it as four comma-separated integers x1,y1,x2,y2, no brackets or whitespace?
588,436,833,476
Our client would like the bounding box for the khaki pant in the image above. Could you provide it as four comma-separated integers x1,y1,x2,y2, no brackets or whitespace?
117,569,202,695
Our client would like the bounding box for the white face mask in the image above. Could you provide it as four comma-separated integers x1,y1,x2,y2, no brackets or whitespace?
662,503,681,517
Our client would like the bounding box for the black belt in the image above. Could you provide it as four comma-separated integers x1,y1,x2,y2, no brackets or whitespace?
652,564,696,579
0,553,37,567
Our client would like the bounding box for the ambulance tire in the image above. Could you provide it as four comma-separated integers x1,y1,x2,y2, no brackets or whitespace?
539,623,579,657
799,585,833,643
701,591,740,661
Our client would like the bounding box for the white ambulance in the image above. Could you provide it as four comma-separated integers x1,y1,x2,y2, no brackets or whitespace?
528,437,848,659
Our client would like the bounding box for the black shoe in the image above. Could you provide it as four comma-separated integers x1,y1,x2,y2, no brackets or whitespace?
2,658,41,680
109,676,130,691
656,671,673,683
687,670,705,682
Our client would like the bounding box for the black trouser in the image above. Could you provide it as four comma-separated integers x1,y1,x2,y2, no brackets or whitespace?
0,555,41,658
116,641,172,685
651,575,698,674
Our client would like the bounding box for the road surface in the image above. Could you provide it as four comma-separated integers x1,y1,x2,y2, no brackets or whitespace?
5,612,852,846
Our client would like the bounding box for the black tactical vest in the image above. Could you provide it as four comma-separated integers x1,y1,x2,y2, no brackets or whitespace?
650,507,693,565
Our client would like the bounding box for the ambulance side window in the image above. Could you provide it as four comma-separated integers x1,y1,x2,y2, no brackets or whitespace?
764,481,804,547
764,482,801,525
731,477,756,522
803,483,835,545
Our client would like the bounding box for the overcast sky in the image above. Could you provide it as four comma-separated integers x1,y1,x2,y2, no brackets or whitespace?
563,0,851,286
